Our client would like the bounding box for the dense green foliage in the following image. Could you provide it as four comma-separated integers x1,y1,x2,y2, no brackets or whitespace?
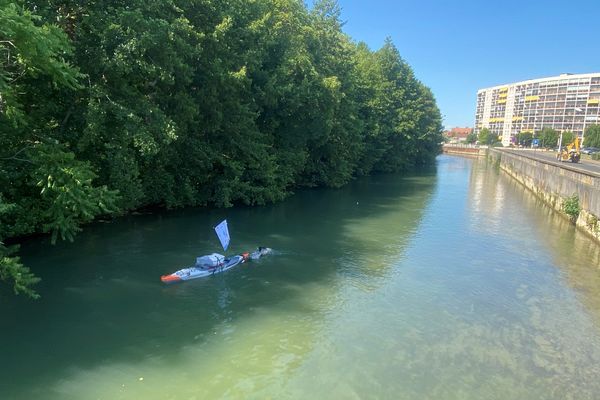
516,131,533,147
465,132,477,144
1,0,115,296
477,127,495,145
538,127,559,149
562,194,580,221
559,131,576,147
1,0,443,297
584,124,600,148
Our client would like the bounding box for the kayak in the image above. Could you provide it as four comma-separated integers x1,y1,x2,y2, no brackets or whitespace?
161,254,248,283
161,247,272,284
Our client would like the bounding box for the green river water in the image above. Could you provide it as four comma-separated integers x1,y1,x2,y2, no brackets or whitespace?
2,155,600,399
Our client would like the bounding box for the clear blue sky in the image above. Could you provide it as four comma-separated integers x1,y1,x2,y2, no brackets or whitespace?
318,0,600,129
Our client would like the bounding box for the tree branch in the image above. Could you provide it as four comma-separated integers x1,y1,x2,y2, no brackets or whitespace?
0,40,16,48
0,156,33,164
0,145,33,163
60,104,75,134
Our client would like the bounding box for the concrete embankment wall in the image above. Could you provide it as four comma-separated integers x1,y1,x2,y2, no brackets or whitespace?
442,145,487,156
488,148,600,242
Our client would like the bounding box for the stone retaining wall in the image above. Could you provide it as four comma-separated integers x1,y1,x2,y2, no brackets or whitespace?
489,148,600,243
442,145,487,156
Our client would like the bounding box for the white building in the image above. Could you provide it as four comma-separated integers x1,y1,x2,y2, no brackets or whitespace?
475,73,600,146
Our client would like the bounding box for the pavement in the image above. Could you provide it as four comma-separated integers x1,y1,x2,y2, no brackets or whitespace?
499,148,600,176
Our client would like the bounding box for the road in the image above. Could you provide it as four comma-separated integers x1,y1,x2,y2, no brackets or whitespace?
499,148,600,176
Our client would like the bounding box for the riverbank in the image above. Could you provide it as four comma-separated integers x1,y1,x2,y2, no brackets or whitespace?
488,148,600,243
442,144,487,156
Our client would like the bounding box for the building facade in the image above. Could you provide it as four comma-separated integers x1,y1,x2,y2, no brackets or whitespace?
444,127,473,143
475,73,600,146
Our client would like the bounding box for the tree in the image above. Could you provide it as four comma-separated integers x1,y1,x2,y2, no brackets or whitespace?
583,124,600,148
0,1,117,297
367,38,442,172
298,0,365,187
478,128,491,145
466,132,477,144
539,127,559,149
516,131,533,147
0,1,80,123
0,1,78,297
2,0,444,298
0,198,40,298
560,131,576,146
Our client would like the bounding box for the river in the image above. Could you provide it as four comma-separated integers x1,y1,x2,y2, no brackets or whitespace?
1,155,600,399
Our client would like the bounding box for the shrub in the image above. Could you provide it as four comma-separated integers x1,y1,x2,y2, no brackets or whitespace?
562,195,580,221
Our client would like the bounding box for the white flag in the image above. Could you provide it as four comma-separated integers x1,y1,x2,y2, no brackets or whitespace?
214,220,230,251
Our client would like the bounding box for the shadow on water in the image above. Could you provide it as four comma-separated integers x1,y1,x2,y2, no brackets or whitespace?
0,168,438,398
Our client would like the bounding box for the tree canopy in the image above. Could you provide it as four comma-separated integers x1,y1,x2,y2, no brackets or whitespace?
1,0,113,297
560,131,576,147
538,127,559,149
584,124,600,148
1,0,443,297
516,131,533,147
478,128,493,145
465,132,477,144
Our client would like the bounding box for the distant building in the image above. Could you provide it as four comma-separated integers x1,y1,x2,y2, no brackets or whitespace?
475,72,600,146
444,127,473,143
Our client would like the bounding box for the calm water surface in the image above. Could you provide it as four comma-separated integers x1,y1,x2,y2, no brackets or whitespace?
2,155,600,399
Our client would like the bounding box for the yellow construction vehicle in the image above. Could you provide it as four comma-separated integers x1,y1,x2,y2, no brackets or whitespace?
557,135,581,163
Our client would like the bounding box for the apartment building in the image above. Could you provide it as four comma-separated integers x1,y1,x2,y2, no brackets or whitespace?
475,73,600,146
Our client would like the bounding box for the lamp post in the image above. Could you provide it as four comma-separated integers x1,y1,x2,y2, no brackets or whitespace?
557,132,563,161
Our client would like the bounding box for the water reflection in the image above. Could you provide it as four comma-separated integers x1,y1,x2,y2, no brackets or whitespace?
0,168,439,399
468,157,600,325
1,156,600,399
